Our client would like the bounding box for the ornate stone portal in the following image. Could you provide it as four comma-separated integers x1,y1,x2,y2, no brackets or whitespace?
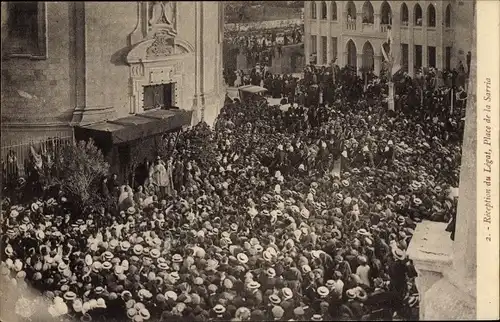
126,1,195,115
127,1,224,126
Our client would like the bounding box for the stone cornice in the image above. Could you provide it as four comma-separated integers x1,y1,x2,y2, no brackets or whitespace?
1,121,72,129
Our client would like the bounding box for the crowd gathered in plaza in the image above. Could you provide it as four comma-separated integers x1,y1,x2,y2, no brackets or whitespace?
225,26,303,68
1,61,466,322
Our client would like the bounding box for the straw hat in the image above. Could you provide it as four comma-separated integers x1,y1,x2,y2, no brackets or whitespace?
133,245,143,255
269,294,281,305
392,248,406,261
237,253,248,264
282,287,293,300
247,281,261,289
63,291,77,301
172,254,183,263
266,267,276,278
346,288,358,299
317,286,329,297
149,249,161,259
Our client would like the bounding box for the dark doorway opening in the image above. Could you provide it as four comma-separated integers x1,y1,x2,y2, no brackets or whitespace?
143,83,175,111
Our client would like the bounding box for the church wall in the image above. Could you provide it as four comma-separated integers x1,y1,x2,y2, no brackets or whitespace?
452,1,474,69
1,1,224,145
83,2,137,119
1,2,72,132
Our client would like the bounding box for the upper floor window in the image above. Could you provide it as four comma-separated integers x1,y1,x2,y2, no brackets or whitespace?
401,3,409,26
445,4,452,27
380,1,392,25
362,1,374,24
427,4,436,27
3,2,47,59
321,1,327,20
331,1,337,20
346,1,356,21
414,4,423,26
311,2,317,19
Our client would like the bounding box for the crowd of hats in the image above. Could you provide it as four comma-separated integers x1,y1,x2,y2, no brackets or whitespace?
0,70,463,321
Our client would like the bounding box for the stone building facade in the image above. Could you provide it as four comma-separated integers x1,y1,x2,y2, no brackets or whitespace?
303,0,474,76
1,1,225,146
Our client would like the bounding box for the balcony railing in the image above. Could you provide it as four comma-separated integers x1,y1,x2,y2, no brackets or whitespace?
380,24,390,32
346,21,356,30
362,23,374,32
401,20,409,26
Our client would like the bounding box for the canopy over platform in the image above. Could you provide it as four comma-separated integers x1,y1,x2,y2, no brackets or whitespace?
74,109,192,147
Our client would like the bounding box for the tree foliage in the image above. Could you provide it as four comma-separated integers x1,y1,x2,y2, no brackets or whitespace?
52,139,109,213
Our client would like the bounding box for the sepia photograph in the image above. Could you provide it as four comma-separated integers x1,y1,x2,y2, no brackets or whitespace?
0,1,498,321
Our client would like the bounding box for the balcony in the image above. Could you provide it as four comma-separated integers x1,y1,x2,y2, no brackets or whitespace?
346,21,356,30
362,23,375,32
380,24,390,33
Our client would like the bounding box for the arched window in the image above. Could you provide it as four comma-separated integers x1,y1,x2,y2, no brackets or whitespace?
401,3,409,26
414,4,423,26
362,1,374,24
445,4,452,27
346,1,356,21
311,2,317,19
362,41,375,71
346,39,357,69
331,1,337,20
380,1,392,25
321,1,327,19
427,4,436,27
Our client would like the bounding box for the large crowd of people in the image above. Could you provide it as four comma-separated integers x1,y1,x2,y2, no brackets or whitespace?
1,63,465,321
224,26,303,69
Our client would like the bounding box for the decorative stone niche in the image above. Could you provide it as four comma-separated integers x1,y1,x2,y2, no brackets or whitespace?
126,29,194,114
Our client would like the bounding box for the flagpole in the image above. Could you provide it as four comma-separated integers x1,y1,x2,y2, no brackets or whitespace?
383,26,395,111
450,88,454,115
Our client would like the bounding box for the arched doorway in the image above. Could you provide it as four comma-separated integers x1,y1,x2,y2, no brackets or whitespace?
362,41,374,71
381,1,392,25
346,39,357,70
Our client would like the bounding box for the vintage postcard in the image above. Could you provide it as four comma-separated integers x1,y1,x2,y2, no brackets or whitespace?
0,1,498,321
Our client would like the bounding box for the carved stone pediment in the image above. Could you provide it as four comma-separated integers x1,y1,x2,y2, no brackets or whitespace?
146,32,175,58
127,31,193,63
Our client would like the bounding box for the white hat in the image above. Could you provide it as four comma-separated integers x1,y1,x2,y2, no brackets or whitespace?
317,286,329,297
237,253,249,264
282,287,293,300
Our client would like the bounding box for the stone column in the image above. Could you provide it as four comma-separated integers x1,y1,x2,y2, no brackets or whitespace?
356,54,363,76
408,29,414,76
356,12,363,31
374,55,382,76
326,2,332,64
316,35,321,65
305,23,311,65
374,13,380,31
422,33,428,68
436,45,443,70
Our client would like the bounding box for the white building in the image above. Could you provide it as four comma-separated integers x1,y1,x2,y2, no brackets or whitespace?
304,0,474,76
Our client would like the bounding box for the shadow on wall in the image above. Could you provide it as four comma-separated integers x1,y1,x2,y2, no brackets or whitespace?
110,45,133,66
